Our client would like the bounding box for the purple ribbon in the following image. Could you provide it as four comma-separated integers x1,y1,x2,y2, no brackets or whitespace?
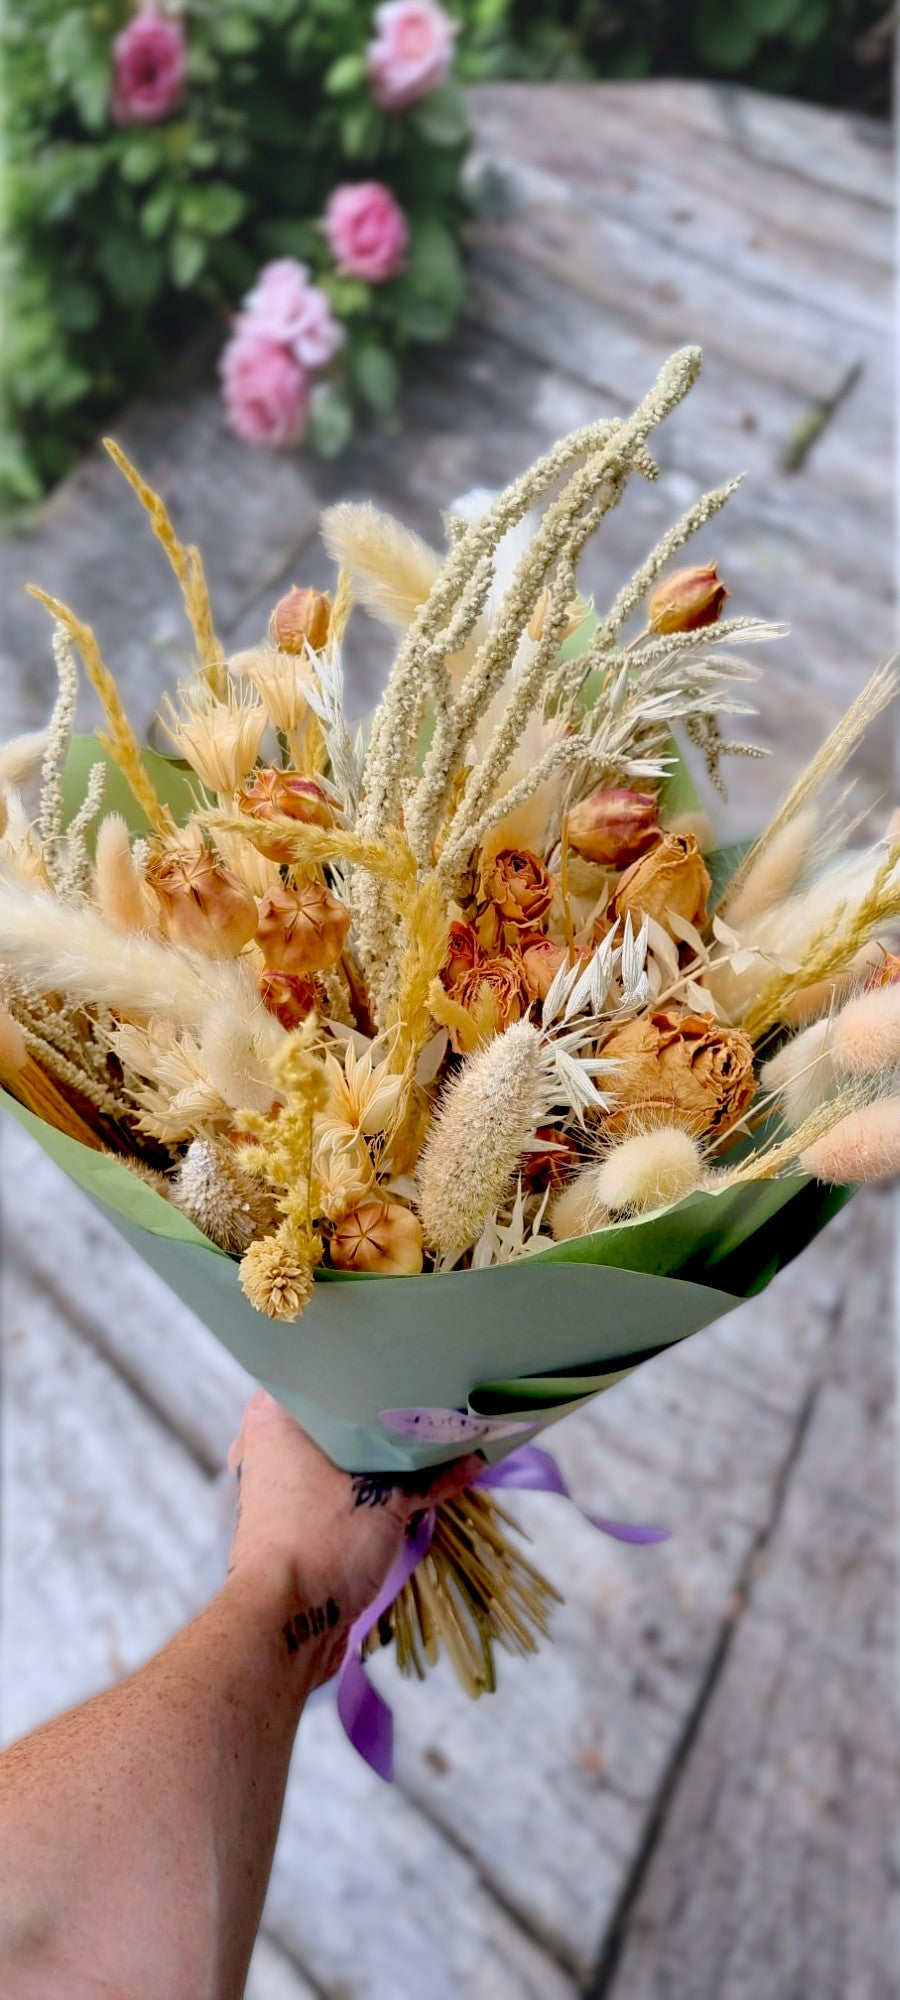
336,1443,669,1781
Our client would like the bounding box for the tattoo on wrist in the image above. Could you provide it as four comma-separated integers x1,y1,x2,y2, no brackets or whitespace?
351,1473,396,1509
282,1599,341,1657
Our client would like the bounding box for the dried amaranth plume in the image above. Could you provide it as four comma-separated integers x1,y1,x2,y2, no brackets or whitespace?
416,1020,553,1257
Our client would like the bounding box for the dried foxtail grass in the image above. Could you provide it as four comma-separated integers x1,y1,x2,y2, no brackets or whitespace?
103,438,227,699
417,1021,554,1255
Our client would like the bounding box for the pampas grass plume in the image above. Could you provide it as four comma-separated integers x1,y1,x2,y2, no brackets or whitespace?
94,814,154,930
552,1128,702,1237
830,984,900,1076
417,1020,551,1256
800,1097,900,1184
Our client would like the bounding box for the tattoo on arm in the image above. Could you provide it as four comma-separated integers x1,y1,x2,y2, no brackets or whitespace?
282,1599,341,1656
351,1474,396,1509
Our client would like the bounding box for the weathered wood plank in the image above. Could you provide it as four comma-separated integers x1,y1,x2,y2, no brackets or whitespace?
598,1191,899,2000
625,78,893,210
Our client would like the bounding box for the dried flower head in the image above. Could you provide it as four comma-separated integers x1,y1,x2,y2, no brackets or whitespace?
761,1017,836,1129
239,768,335,855
257,880,350,976
830,984,900,1076
258,969,316,1030
601,1007,756,1141
270,585,332,654
476,847,554,948
417,1020,554,1255
330,1198,424,1275
239,1227,314,1320
521,937,569,1003
146,846,258,956
611,832,710,935
171,1138,278,1253
450,952,527,1051
566,789,659,868
161,688,266,794
648,563,729,635
441,920,482,993
231,644,312,737
552,1127,702,1236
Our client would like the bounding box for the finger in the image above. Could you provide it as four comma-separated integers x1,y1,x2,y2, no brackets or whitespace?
414,1451,484,1513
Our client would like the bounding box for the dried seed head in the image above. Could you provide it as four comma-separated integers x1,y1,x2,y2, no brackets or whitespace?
239,1230,314,1320
761,1017,835,1129
330,1198,424,1276
257,880,350,977
417,1020,553,1256
800,1097,900,1185
270,586,332,655
239,769,335,861
146,846,258,956
647,562,729,635
171,1139,278,1254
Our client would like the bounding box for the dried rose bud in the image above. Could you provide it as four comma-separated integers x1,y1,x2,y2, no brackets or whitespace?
239,768,335,862
258,969,316,1030
566,789,659,868
611,831,711,935
330,1198,424,1276
521,937,569,1003
441,920,482,994
270,586,332,655
477,847,554,949
647,563,729,635
600,1007,755,1142
146,847,258,956
257,880,350,976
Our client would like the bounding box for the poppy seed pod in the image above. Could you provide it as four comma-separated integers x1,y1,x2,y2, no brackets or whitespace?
330,1198,424,1276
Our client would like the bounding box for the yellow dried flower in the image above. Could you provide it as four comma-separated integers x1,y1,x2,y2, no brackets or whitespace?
330,1198,424,1276
161,689,266,794
239,1228,314,1320
231,645,312,737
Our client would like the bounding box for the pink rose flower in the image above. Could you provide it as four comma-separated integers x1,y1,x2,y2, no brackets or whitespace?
367,0,458,112
111,8,187,127
324,182,408,285
219,329,309,448
243,260,344,370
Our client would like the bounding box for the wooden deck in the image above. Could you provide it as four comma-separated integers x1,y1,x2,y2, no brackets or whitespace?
1,80,897,1998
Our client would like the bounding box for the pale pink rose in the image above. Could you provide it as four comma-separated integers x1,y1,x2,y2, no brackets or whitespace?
367,0,458,112
324,182,408,284
243,260,344,370
219,329,309,447
111,8,187,126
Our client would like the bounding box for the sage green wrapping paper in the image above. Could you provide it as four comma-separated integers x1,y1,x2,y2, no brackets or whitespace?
2,1087,845,1474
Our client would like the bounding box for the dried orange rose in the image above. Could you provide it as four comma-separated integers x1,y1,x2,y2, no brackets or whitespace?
521,937,568,1002
441,920,482,994
257,880,350,976
258,969,316,1029
330,1198,424,1276
566,789,658,868
600,1007,755,1141
647,563,728,635
477,847,554,948
146,847,258,956
611,831,710,934
270,585,332,654
447,952,527,1051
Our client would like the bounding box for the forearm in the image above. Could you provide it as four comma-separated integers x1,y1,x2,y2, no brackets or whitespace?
0,1566,320,2000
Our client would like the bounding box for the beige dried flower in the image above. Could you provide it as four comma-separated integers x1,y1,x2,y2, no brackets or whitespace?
146,846,258,956
449,953,527,1051
171,1138,278,1253
231,645,312,737
648,563,729,634
800,1097,900,1185
611,832,711,935
417,1020,554,1256
330,1198,424,1275
322,1040,406,1139
566,789,659,868
601,1008,756,1141
552,1128,702,1236
239,1227,315,1320
257,880,350,977
761,1018,836,1129
270,585,332,654
161,688,266,794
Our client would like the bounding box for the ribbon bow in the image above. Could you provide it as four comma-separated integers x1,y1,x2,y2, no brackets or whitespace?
337,1442,668,1781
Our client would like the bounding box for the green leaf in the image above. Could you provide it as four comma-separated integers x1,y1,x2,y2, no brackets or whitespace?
394,292,457,342
324,50,368,95
178,181,248,236
321,274,372,316
411,82,469,148
307,385,355,458
786,0,830,46
690,3,759,67
403,215,466,314
140,183,177,239
348,343,400,415
120,136,163,186
53,278,100,333
211,11,261,54
340,103,384,160
95,230,165,306
742,0,802,31
170,230,207,287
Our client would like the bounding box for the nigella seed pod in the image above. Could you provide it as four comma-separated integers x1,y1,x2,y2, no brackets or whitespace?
647,563,729,635
566,789,659,868
257,880,350,977
330,1198,424,1276
270,586,332,655
146,847,258,956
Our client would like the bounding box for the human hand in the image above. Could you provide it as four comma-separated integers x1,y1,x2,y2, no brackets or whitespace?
226,1389,481,1684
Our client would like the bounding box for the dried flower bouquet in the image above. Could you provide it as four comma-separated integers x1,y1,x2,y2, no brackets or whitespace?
2,346,898,1738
